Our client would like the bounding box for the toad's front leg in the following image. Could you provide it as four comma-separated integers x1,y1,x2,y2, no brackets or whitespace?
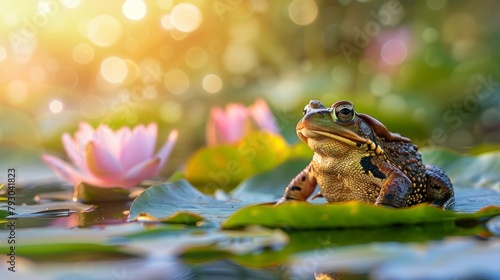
276,164,318,204
371,158,413,208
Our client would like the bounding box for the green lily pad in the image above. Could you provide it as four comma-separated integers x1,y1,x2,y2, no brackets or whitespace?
11,243,138,262
133,211,205,225
74,182,139,203
182,223,488,267
128,180,246,224
223,202,500,229
184,132,311,191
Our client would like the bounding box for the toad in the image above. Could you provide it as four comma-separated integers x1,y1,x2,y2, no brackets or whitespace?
278,100,454,209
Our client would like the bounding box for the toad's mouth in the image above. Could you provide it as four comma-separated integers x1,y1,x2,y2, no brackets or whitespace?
297,127,384,155
297,127,363,146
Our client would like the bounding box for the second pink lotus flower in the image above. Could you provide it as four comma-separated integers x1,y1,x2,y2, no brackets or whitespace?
206,99,280,147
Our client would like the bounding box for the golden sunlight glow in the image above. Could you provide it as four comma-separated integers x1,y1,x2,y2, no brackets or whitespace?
160,15,174,30
202,74,223,94
61,0,81,8
156,0,174,10
122,0,147,21
29,65,47,82
160,100,183,123
80,94,105,118
288,0,318,26
72,43,94,64
170,29,188,40
163,69,189,94
170,3,202,32
49,100,63,113
185,47,208,69
123,59,140,84
0,46,7,62
7,80,28,104
100,57,128,84
87,15,122,47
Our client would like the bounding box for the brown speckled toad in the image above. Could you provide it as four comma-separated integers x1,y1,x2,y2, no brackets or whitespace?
278,100,454,209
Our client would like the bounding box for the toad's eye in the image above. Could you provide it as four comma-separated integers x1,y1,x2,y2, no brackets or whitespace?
334,103,355,122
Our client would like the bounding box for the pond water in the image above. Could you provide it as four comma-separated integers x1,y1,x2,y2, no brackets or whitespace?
2,178,500,280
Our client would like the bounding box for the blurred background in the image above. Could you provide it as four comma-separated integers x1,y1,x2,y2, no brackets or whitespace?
1,0,500,177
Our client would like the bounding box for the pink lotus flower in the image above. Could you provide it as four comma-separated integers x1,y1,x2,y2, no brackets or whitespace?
206,98,280,147
42,122,178,188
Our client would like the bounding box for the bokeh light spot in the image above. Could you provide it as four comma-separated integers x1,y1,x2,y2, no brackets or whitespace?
185,47,208,69
87,15,122,47
160,15,174,30
171,3,202,32
427,0,446,11
381,39,408,65
122,0,147,21
422,27,439,43
288,0,318,26
61,0,80,8
164,69,189,94
202,74,223,94
100,57,128,84
72,43,94,64
123,59,140,84
49,100,63,114
0,46,7,62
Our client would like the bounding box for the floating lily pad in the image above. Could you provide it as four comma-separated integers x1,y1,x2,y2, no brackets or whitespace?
128,180,246,224
74,182,139,203
134,211,204,225
223,202,500,229
182,223,489,268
